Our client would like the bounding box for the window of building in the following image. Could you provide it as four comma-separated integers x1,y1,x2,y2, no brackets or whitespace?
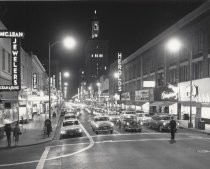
208,58,210,76
193,61,202,80
169,68,177,84
8,53,11,73
179,65,188,82
2,49,5,71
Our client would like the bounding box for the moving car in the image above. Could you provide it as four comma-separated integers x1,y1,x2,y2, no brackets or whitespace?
107,111,120,123
90,116,114,134
60,119,83,138
149,114,179,132
120,110,136,118
64,113,77,120
136,113,152,125
121,114,142,132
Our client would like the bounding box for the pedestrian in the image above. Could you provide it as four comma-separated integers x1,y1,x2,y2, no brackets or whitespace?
45,119,52,137
169,116,177,142
117,119,121,130
13,123,21,146
4,124,12,147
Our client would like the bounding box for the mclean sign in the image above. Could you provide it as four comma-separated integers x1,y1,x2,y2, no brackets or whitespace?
0,31,24,91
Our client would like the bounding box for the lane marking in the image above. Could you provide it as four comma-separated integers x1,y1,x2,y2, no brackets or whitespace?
36,147,50,169
1,136,210,167
114,130,120,134
48,142,89,148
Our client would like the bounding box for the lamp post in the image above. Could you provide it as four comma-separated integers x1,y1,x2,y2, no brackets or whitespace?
166,37,193,128
48,36,76,119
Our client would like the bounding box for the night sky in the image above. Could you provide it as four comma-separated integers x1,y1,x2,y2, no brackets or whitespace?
0,0,206,97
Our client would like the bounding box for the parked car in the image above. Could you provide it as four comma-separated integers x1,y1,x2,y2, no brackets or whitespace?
149,114,179,132
120,114,142,132
136,113,152,125
64,113,77,120
60,119,83,138
90,116,114,134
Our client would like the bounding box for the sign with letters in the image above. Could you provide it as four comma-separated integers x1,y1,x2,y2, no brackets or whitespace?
33,73,37,89
0,31,24,91
118,52,122,92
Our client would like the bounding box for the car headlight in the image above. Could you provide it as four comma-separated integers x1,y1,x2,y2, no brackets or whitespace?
78,129,82,132
163,122,166,126
177,122,179,126
111,123,114,127
61,130,66,134
95,124,99,128
127,122,130,125
140,122,143,125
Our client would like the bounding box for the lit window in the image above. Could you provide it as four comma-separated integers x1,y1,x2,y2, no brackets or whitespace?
105,66,107,70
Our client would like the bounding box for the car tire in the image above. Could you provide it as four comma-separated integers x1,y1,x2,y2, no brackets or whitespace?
138,129,142,132
110,130,113,134
158,125,163,132
95,131,98,134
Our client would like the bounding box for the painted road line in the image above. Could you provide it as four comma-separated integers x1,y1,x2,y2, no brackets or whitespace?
36,147,50,169
113,130,120,134
94,137,210,144
48,142,89,148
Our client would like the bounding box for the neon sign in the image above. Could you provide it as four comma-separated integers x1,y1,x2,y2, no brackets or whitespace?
0,31,24,91
118,52,122,92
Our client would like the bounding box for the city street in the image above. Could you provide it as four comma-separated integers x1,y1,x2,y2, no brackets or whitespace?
0,109,210,169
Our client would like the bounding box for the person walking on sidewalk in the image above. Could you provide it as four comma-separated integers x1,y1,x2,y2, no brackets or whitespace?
13,123,21,146
169,116,177,142
45,119,52,137
4,124,12,147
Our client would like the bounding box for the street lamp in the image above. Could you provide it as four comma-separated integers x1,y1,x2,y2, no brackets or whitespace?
48,36,76,119
63,72,70,78
113,72,119,79
166,37,193,128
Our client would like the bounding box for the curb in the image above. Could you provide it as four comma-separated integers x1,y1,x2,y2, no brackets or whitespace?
0,108,62,150
179,126,210,135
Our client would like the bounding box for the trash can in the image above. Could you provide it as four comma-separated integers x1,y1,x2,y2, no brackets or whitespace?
198,121,205,130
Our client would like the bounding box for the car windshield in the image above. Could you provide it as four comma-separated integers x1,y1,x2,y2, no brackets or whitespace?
65,115,76,119
63,121,79,127
95,117,109,121
160,116,171,120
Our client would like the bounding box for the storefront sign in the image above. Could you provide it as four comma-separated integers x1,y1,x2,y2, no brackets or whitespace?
135,90,149,102
118,52,122,92
33,73,37,89
154,83,178,101
143,81,155,88
179,78,210,103
0,31,24,91
121,92,130,101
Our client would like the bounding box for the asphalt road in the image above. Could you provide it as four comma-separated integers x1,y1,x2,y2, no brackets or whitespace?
0,109,210,169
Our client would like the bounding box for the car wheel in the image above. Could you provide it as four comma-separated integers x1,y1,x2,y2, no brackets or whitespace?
138,129,142,132
158,125,163,132
95,131,98,134
110,130,113,134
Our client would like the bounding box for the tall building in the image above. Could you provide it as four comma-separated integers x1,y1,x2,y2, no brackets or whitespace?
84,10,109,84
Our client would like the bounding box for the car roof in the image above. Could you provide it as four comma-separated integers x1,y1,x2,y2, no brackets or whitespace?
63,119,78,123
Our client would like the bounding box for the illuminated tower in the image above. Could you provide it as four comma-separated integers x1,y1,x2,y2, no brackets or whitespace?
84,10,109,84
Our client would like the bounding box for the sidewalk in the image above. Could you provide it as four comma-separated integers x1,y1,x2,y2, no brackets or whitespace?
0,111,60,148
179,120,210,135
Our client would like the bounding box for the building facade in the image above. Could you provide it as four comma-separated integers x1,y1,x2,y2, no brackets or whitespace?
115,2,210,123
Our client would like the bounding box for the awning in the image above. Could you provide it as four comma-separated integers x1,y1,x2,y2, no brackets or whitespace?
149,101,176,107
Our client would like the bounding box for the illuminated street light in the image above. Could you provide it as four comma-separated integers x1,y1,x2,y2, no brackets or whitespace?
63,36,77,50
96,82,101,87
88,86,92,90
113,72,119,79
63,72,70,78
166,37,193,128
48,36,76,119
64,82,68,86
166,37,182,53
